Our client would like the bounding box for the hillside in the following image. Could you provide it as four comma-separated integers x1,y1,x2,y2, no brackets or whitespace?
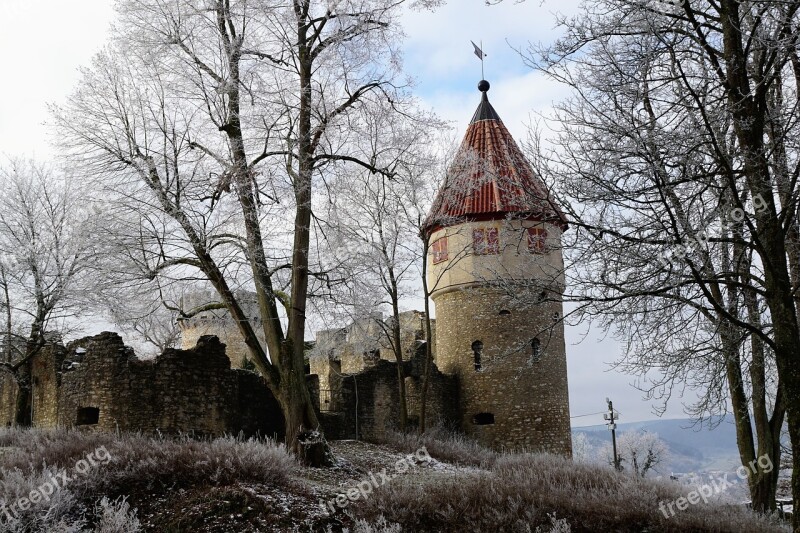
573,416,742,474
0,428,788,532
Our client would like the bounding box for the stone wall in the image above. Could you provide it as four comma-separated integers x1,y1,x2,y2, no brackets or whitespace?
0,343,65,427
57,332,283,438
433,285,572,455
0,373,15,426
235,369,286,440
178,290,268,370
320,347,459,441
31,343,65,427
310,311,437,408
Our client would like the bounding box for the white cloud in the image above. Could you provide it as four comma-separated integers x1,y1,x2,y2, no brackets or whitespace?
0,0,114,157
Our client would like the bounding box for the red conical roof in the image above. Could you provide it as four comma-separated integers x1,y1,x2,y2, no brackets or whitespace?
424,82,568,235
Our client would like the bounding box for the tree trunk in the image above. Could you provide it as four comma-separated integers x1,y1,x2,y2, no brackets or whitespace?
719,2,800,522
390,286,408,432
277,342,334,466
419,234,433,433
209,0,334,465
13,360,31,427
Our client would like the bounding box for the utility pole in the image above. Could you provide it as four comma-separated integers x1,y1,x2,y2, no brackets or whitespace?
605,397,621,471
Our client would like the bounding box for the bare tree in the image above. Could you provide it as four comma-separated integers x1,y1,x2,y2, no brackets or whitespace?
499,0,800,515
104,283,183,356
54,0,440,464
0,159,97,425
604,431,670,478
326,177,418,430
315,103,444,431
411,138,472,432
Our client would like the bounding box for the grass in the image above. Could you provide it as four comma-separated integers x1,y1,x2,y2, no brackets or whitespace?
0,428,298,532
351,452,785,532
0,427,789,532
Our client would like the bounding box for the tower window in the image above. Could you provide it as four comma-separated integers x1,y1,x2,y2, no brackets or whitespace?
528,227,548,253
498,310,511,316
472,228,499,255
531,338,542,362
432,237,449,264
471,340,483,371
76,407,99,426
472,412,495,425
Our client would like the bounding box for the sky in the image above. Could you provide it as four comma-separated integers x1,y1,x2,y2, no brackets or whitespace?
0,0,699,425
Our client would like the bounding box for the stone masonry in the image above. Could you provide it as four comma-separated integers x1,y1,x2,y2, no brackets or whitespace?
0,332,285,439
311,314,458,441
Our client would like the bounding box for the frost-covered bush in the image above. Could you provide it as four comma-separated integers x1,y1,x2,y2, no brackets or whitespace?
0,428,297,532
0,466,84,533
350,449,786,532
380,427,497,468
0,428,297,496
92,497,140,533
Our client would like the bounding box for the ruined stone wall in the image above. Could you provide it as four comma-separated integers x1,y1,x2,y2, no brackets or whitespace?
57,332,282,438
31,344,65,427
234,369,285,440
179,316,267,370
377,310,427,364
405,347,460,430
321,353,459,442
433,286,572,455
310,311,436,412
0,344,65,428
0,373,15,426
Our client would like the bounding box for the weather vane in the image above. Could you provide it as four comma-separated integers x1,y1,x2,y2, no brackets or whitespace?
471,40,487,80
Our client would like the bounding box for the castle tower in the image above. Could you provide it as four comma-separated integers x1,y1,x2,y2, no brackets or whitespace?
425,81,572,455
178,290,267,370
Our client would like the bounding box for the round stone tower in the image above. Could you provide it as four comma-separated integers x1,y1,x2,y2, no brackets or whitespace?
425,81,572,455
178,290,267,370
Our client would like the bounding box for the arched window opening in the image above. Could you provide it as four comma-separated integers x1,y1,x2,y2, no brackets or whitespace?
498,310,511,316
531,338,542,362
471,340,483,371
472,412,495,425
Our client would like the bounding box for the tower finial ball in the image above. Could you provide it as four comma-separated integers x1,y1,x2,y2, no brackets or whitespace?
478,80,490,92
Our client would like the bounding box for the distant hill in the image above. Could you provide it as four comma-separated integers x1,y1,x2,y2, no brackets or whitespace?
573,415,742,474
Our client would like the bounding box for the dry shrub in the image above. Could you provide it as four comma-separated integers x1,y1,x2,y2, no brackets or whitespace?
0,427,118,472
350,452,787,532
0,427,297,532
88,434,297,495
380,427,497,468
0,428,297,495
0,466,85,533
348,516,403,532
92,497,140,533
